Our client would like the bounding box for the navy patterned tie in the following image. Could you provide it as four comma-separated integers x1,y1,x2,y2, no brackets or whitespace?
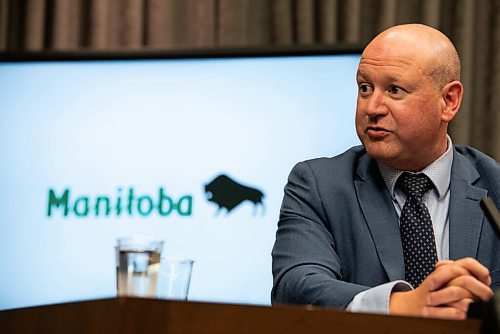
397,172,438,288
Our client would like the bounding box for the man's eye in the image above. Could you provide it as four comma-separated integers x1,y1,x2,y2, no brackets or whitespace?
388,85,404,95
358,84,373,95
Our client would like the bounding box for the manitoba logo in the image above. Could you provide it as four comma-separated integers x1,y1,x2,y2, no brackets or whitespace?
204,174,265,215
46,174,265,219
47,187,193,218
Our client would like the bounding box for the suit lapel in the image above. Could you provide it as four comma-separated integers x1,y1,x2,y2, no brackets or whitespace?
448,149,487,259
354,154,405,281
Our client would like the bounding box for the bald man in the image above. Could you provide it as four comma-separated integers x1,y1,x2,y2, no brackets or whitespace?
271,24,499,319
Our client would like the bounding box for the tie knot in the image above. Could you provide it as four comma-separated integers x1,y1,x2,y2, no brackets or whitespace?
396,172,433,199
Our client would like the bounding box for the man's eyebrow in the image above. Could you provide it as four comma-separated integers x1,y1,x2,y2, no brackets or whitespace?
385,74,406,83
356,71,406,84
356,70,368,79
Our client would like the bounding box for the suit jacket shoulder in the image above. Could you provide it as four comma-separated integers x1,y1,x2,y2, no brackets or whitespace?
299,145,375,185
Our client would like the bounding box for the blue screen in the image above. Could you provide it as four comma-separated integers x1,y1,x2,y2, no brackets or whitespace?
0,53,361,310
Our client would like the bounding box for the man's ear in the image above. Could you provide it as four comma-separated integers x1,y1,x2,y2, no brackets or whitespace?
441,81,463,123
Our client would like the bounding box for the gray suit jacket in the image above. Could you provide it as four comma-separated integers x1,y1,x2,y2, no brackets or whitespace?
271,145,500,308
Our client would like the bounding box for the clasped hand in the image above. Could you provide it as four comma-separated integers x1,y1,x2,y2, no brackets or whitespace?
389,258,494,319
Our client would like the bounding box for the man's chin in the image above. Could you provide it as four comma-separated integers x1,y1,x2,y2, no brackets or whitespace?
363,144,400,165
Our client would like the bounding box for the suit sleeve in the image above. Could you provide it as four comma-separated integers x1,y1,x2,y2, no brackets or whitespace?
271,161,370,308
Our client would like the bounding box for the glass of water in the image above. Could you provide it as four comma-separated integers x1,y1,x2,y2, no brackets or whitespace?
116,237,164,298
157,259,194,300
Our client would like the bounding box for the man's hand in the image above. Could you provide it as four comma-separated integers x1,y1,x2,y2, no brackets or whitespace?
389,258,494,319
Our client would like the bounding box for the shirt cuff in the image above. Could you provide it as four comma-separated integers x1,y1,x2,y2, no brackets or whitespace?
346,281,413,315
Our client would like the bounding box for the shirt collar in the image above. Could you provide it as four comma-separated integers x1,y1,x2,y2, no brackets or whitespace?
377,135,454,200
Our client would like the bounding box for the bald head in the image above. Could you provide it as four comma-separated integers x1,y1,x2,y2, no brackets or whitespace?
356,23,464,171
363,24,461,89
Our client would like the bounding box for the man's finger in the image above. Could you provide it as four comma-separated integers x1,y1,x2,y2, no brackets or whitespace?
447,275,494,301
421,264,470,291
452,258,491,285
435,260,454,268
446,298,474,312
427,286,473,306
425,306,467,320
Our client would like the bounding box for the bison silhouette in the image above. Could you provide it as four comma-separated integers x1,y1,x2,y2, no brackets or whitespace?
205,174,265,216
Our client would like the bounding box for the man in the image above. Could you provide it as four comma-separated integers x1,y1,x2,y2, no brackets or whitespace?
271,24,499,319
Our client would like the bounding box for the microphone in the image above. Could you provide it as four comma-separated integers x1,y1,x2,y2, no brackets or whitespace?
480,197,500,237
467,197,500,333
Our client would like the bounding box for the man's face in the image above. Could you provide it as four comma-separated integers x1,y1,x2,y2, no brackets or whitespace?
355,40,447,171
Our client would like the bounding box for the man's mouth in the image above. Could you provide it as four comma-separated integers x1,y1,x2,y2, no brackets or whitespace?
365,126,391,139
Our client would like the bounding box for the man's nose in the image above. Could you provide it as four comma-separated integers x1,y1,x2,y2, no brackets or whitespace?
363,90,388,118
